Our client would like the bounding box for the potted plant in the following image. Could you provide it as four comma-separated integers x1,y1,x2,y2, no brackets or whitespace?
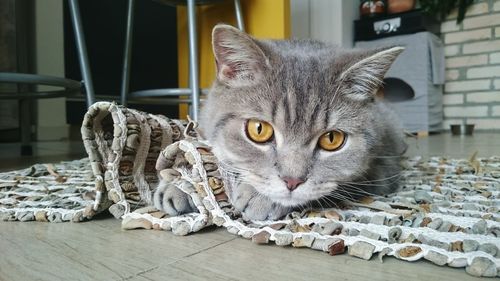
387,0,416,14
419,0,474,24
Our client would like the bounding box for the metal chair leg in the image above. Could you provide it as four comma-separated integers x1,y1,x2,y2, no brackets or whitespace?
120,0,135,106
234,0,245,31
19,99,32,156
68,0,96,107
187,0,200,121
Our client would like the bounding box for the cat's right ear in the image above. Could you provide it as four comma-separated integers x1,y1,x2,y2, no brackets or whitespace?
212,24,269,87
337,46,404,101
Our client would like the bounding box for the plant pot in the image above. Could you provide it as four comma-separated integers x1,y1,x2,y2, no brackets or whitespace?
464,124,475,135
387,0,415,14
360,0,386,18
450,124,461,136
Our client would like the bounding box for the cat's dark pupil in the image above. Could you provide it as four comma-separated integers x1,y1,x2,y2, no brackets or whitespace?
256,123,262,135
328,132,334,143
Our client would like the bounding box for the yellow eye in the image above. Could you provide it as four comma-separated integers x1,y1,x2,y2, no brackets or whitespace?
246,119,274,143
318,130,346,151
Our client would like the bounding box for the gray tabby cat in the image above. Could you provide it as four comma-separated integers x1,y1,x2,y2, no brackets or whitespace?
154,24,407,221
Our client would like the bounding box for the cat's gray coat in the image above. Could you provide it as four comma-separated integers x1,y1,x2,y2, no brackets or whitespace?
153,24,407,221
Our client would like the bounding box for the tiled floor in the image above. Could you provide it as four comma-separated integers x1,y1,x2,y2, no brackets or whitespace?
0,141,86,172
405,132,500,159
1,133,498,281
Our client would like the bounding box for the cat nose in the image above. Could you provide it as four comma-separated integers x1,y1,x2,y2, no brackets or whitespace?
281,177,305,191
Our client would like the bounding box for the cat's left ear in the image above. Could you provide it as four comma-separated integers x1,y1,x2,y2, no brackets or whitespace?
338,46,404,101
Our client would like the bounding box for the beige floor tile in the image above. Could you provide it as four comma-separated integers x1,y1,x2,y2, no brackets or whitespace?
0,220,233,281
136,236,482,281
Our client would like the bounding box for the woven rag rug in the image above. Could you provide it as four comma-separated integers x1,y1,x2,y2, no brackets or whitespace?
0,101,499,278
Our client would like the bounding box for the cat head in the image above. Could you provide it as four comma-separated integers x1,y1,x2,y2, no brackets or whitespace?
200,24,404,207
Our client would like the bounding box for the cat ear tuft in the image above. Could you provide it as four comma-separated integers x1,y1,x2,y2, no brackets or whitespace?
338,46,404,101
212,24,269,87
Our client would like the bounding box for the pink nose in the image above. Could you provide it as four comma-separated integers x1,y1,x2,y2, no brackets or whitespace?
281,177,305,191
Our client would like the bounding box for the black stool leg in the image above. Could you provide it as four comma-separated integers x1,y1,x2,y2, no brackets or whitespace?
120,0,135,106
19,99,32,156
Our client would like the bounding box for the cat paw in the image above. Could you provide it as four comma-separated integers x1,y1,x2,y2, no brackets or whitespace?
243,198,289,221
232,184,289,221
153,182,196,216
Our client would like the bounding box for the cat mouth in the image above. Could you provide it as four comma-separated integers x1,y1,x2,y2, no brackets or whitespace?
268,192,314,207
266,184,334,207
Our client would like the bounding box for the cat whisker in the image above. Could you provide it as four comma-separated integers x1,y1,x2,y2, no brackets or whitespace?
219,166,247,175
337,186,378,198
333,182,381,196
365,155,405,159
337,178,401,188
314,197,326,211
316,196,341,210
340,171,404,185
316,185,354,201
333,189,358,201
325,192,351,203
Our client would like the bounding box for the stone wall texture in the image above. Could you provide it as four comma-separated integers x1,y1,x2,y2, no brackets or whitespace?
441,0,500,130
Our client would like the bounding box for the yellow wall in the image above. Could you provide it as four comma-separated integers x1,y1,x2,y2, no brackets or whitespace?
177,0,290,118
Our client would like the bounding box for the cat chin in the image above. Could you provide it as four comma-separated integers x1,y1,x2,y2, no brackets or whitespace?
270,196,307,207
253,182,332,208
265,192,320,207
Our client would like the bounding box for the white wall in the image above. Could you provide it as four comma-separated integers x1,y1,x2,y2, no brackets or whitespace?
291,0,359,47
34,0,68,141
